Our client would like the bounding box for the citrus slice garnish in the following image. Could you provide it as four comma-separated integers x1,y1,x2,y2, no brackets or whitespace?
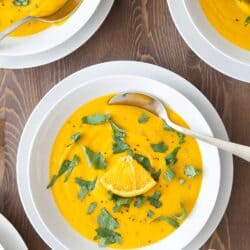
100,155,156,197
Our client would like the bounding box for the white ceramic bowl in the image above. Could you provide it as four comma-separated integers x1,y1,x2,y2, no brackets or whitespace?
184,0,250,66
27,75,220,250
0,0,100,57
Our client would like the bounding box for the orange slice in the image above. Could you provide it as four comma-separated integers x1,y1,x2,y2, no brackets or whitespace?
100,156,156,197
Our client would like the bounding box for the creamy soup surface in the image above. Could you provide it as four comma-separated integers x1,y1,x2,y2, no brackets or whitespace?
0,0,71,36
48,94,203,248
200,0,250,50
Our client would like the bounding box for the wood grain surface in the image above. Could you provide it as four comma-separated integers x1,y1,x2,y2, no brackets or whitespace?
0,0,250,249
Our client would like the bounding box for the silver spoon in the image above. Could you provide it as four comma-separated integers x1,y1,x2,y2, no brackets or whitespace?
109,92,250,162
0,0,82,40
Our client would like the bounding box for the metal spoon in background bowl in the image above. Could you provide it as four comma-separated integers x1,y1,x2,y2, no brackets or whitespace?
0,0,82,41
109,92,250,162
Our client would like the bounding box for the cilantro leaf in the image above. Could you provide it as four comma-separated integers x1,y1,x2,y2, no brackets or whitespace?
132,153,160,181
148,191,162,208
151,169,161,181
165,147,180,166
58,160,71,177
46,175,58,189
147,209,154,218
82,113,110,125
184,166,201,179
97,208,119,230
133,153,153,172
94,227,122,247
87,202,97,215
173,202,186,221
138,113,150,124
164,166,175,181
109,120,125,139
163,123,175,131
150,141,168,153
134,195,147,208
112,138,130,154
109,120,130,154
163,124,186,144
13,0,29,6
108,192,131,212
83,146,107,169
153,216,179,228
47,155,80,188
75,177,97,200
245,16,250,26
71,132,81,143
177,132,185,144
64,154,80,182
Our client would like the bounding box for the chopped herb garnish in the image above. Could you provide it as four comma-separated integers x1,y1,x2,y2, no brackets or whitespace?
109,120,130,153
164,124,186,144
97,208,119,230
134,195,147,208
13,0,29,6
177,132,185,144
165,147,180,166
113,139,130,153
138,113,149,124
71,132,81,143
151,169,161,181
82,113,110,125
163,123,175,131
132,153,160,181
94,227,122,247
153,216,179,228
108,192,132,212
147,209,154,218
64,154,80,182
133,153,153,172
109,119,125,138
148,191,162,208
245,16,250,26
87,202,97,214
163,147,180,182
83,146,107,169
164,166,175,181
179,178,185,185
47,154,80,188
75,177,97,200
46,175,57,189
94,208,121,246
173,202,186,221
184,166,201,179
150,141,168,153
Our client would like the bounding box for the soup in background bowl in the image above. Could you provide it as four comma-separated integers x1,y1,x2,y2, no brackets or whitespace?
0,0,71,37
27,75,220,250
0,0,100,57
184,0,250,66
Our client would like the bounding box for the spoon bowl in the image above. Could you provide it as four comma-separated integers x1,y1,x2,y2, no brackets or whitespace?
109,92,250,162
36,0,83,23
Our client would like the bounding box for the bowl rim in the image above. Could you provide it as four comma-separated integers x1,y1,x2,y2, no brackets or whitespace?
184,0,250,67
0,0,101,57
26,74,221,250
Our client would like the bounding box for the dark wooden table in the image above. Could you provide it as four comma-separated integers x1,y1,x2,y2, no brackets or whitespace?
0,1,250,249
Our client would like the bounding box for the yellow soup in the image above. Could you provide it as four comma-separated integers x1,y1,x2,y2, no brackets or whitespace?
200,0,250,50
48,94,202,249
0,0,69,36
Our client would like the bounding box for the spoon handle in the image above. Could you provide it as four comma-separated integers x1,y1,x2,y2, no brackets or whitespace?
171,124,250,162
0,16,33,41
